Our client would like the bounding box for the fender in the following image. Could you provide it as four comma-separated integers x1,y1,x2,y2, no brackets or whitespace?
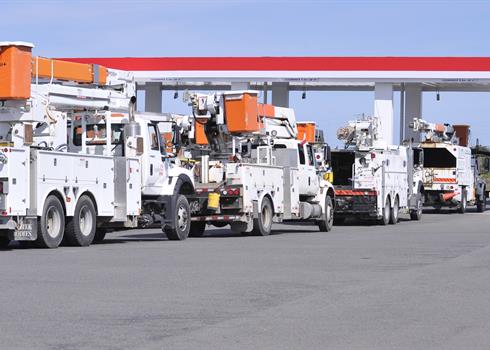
159,173,195,229
254,191,274,219
314,180,335,217
160,167,195,196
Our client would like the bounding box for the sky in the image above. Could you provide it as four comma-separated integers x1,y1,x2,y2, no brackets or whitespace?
2,0,490,146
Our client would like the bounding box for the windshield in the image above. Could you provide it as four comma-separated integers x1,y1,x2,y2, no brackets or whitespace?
423,148,456,168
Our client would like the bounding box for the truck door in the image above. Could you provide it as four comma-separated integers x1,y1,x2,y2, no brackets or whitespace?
143,123,168,194
298,143,318,196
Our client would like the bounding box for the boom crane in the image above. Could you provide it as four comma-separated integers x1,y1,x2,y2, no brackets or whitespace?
187,91,297,157
410,118,456,143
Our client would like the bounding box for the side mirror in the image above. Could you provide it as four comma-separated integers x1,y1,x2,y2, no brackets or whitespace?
24,124,33,145
173,124,182,152
324,145,331,163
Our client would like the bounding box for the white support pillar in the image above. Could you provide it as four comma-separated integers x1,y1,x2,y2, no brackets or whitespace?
374,83,394,145
271,82,289,107
403,83,423,142
144,82,162,113
231,82,250,90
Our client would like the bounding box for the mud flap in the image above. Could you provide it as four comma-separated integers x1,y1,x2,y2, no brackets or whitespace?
12,217,38,241
159,195,174,231
252,200,259,219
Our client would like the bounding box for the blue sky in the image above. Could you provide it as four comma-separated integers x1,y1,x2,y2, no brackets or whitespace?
3,0,490,145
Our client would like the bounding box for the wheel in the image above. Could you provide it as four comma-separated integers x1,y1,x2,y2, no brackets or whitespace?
164,195,191,240
93,229,107,243
35,195,65,248
389,196,399,224
318,195,334,232
252,197,273,236
477,192,486,213
189,221,206,237
64,195,96,247
410,194,423,221
379,197,391,225
477,201,486,212
0,236,10,249
458,189,467,214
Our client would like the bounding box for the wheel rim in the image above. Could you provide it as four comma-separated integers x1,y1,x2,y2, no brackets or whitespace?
79,205,94,237
261,202,272,229
177,204,189,231
46,206,61,238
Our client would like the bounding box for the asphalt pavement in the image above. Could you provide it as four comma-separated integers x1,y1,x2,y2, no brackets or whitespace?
1,207,490,350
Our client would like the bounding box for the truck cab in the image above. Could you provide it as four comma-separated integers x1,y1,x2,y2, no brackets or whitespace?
297,142,320,196
69,112,196,239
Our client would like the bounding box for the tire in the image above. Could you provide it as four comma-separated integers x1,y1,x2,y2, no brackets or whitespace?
35,195,65,248
64,195,97,247
410,194,423,221
93,229,107,243
379,197,391,226
318,195,334,232
477,191,486,213
389,196,399,225
164,195,191,240
252,197,273,236
0,236,10,249
458,189,467,214
189,221,206,237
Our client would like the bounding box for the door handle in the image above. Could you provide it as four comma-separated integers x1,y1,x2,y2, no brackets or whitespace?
150,164,153,176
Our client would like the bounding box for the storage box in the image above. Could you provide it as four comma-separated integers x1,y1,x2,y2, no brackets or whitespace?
0,42,33,100
223,92,259,133
297,122,316,142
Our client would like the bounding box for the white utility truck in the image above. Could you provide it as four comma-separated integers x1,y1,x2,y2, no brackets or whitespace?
331,116,424,225
183,91,335,236
412,118,486,213
0,42,195,248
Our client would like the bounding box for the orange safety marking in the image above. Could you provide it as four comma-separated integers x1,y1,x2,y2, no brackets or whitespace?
335,190,377,196
433,178,456,183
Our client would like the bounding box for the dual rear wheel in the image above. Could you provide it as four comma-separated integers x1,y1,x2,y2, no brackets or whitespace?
35,194,97,249
379,196,399,225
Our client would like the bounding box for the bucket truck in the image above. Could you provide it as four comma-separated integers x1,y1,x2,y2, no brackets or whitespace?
183,91,335,237
0,42,195,248
331,116,424,225
412,118,486,212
